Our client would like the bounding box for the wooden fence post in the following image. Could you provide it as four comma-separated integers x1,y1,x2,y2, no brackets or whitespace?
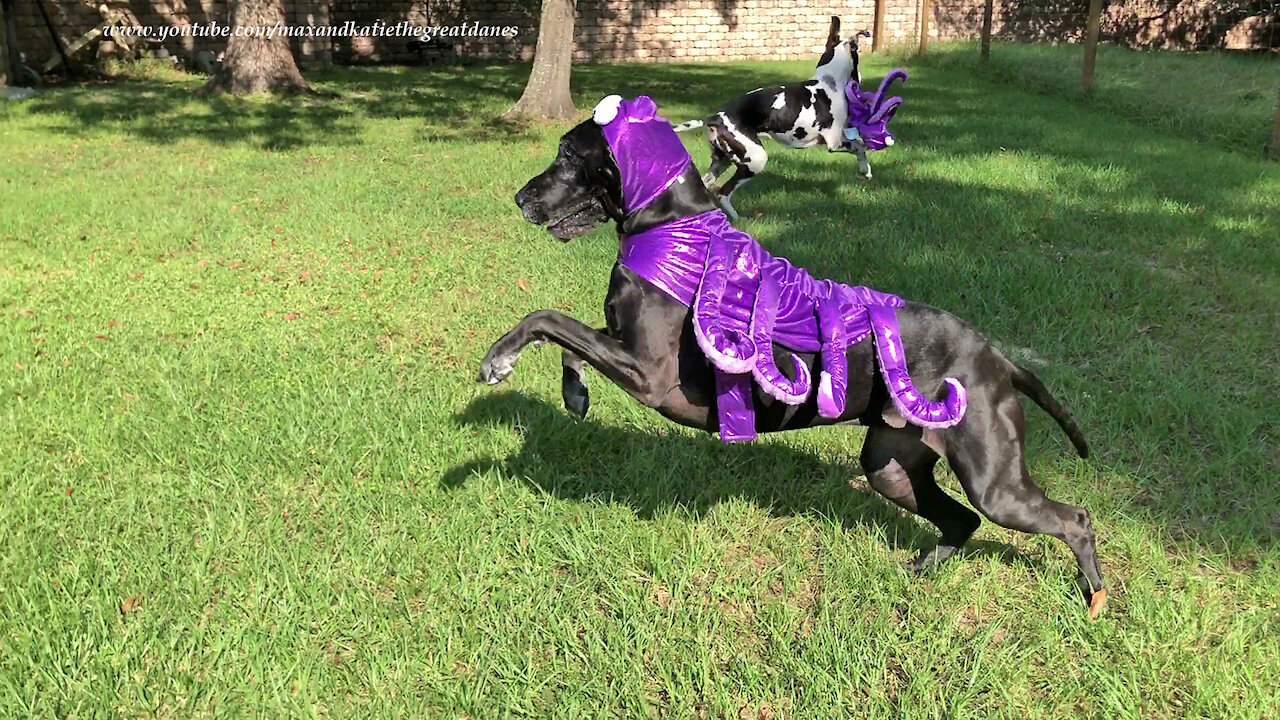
1082,0,1103,90
919,0,931,54
873,0,885,52
0,0,9,87
980,0,994,63
1269,78,1280,160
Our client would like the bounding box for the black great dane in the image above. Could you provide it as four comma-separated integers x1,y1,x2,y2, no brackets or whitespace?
479,116,1108,618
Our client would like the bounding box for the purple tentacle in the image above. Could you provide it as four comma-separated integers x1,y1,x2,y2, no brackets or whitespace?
867,305,967,429
815,295,847,418
872,70,907,106
693,237,757,374
844,80,864,108
869,96,903,125
750,269,811,404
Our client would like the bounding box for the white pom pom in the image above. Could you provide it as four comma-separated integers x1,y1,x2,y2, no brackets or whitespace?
884,136,895,146
593,95,623,125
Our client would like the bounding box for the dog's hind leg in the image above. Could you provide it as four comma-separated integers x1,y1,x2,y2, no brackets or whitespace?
861,425,982,573
945,387,1107,616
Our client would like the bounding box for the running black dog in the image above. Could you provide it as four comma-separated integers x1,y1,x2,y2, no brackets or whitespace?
479,112,1107,617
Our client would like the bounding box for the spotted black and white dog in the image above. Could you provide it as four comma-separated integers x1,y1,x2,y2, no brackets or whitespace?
673,17,872,220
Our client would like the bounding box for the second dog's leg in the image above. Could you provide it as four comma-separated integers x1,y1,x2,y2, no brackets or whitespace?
835,138,873,178
561,342,594,420
861,425,982,572
703,145,733,189
715,166,756,221
710,126,767,221
854,142,872,179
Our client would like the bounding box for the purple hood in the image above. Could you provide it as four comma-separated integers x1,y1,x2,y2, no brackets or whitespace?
595,95,692,214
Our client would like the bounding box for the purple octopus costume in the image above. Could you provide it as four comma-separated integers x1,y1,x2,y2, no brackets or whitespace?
596,95,964,442
845,69,908,150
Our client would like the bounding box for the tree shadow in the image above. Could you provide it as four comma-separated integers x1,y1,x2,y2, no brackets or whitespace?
21,79,361,150
444,391,1033,570
14,61,804,149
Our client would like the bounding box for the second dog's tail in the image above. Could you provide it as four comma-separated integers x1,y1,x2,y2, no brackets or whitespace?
1009,362,1090,459
672,119,705,132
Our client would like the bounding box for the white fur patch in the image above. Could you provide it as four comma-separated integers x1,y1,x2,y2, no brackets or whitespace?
593,95,623,125
882,405,907,428
772,92,787,110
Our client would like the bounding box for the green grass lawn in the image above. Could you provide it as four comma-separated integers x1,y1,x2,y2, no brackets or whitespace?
1,55,1278,718
911,40,1280,154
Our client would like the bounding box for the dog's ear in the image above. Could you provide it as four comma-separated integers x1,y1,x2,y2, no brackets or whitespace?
825,16,841,52
816,16,841,68
575,121,626,221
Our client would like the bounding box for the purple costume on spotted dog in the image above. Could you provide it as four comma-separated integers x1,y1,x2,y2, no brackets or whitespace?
596,95,965,442
845,70,907,151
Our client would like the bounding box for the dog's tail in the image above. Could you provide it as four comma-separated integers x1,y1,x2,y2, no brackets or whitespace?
672,119,706,133
1009,363,1090,459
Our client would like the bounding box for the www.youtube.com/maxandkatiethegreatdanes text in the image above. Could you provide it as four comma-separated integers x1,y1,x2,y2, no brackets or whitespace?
102,20,521,43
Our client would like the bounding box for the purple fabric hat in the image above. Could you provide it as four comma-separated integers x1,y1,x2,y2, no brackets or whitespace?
593,95,692,214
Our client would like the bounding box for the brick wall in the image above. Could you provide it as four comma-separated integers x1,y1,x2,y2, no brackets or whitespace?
934,0,1278,50
7,0,1275,76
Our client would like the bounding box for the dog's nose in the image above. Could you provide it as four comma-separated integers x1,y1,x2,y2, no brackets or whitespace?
515,189,546,224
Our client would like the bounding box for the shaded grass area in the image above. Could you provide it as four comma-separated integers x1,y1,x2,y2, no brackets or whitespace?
1,57,1279,717
911,40,1280,155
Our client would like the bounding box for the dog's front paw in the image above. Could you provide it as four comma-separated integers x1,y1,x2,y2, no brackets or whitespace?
858,164,873,179
477,344,521,385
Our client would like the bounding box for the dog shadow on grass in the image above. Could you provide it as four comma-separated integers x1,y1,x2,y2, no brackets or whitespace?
443,391,1036,572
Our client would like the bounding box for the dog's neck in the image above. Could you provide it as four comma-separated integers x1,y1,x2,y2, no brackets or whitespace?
813,47,857,88
618,164,719,237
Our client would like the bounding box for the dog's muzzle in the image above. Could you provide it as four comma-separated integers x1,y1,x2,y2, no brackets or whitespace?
514,187,545,224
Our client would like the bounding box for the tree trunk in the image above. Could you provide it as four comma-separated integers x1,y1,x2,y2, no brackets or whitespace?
1269,80,1280,161
204,0,308,95
918,0,931,54
980,0,993,64
1082,0,1104,90
504,0,577,121
872,0,885,53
